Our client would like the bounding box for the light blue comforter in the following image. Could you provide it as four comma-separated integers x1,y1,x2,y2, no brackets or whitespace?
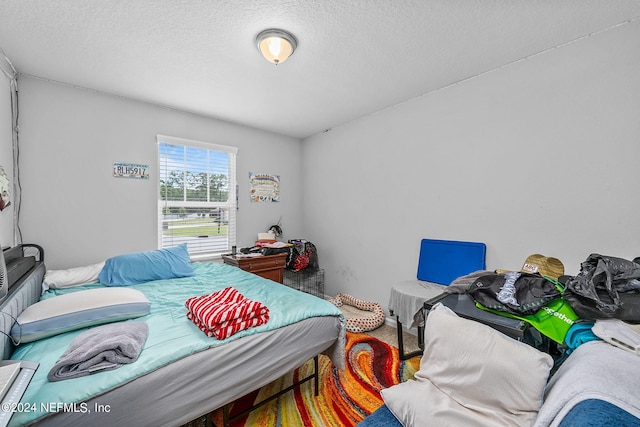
10,262,343,426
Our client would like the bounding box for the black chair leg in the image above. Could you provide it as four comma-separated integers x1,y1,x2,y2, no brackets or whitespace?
396,317,423,360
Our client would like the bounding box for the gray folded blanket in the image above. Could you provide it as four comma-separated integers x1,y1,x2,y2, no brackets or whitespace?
48,321,149,382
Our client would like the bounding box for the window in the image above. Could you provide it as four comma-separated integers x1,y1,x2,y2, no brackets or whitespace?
157,135,237,259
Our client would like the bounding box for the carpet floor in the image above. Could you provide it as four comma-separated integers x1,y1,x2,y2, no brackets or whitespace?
207,332,421,427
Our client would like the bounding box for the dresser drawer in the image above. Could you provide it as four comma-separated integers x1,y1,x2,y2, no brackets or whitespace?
241,255,286,271
222,253,287,284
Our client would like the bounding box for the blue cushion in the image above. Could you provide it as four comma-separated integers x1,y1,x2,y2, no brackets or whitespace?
559,399,640,427
99,244,195,286
356,405,402,427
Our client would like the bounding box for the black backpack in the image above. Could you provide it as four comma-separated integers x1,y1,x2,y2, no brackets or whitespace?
466,271,562,316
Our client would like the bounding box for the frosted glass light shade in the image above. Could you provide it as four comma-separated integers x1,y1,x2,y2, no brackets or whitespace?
256,29,297,65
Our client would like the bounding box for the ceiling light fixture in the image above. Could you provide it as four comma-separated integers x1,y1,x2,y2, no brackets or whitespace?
256,29,297,65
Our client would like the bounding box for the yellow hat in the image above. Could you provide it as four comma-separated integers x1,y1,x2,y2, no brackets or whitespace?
497,254,565,281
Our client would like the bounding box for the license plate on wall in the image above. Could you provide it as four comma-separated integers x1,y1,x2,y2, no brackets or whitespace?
113,162,149,179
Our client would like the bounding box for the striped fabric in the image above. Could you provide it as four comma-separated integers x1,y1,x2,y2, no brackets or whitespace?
185,286,244,312
185,287,270,339
188,311,270,339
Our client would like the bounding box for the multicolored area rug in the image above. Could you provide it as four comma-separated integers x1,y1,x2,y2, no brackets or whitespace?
210,332,420,427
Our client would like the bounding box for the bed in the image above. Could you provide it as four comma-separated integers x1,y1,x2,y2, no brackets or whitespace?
532,340,640,427
0,245,345,427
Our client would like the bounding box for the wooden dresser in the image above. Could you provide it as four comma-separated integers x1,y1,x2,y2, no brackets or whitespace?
221,253,288,284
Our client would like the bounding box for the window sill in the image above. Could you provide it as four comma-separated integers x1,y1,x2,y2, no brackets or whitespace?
189,253,226,263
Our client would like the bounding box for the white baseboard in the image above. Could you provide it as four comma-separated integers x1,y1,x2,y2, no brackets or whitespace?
384,316,417,336
385,316,397,328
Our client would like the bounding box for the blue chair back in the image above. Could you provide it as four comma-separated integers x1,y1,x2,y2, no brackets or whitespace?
417,238,486,285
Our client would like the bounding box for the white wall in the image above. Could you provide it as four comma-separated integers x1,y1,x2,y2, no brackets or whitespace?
16,77,303,269
302,20,640,309
4,20,639,308
0,72,13,246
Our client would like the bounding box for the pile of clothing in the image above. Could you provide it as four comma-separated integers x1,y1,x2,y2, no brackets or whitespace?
185,287,270,339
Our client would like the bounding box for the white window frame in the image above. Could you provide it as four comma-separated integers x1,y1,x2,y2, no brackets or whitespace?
157,135,238,260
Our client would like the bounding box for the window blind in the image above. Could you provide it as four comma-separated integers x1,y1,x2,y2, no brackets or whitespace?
157,135,237,259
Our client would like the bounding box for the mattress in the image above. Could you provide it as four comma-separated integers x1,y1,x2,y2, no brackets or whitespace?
26,315,342,427
7,262,344,427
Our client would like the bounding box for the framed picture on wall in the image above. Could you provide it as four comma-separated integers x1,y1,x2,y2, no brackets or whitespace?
249,172,280,203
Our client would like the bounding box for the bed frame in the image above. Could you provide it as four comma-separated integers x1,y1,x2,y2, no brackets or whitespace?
1,245,45,361
0,245,343,427
221,355,319,427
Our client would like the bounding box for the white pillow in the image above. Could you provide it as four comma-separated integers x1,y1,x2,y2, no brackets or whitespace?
11,287,150,343
43,262,105,291
381,303,553,427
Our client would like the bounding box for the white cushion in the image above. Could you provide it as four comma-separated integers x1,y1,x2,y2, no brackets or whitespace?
42,262,105,291
11,288,150,343
381,303,553,427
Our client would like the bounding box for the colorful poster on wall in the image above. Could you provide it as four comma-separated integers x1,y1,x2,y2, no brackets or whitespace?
0,164,10,211
249,172,280,202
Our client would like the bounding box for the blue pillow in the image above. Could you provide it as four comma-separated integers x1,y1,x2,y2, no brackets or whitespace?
99,244,195,286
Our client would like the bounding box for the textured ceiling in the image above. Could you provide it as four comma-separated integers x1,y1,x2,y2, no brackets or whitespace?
1,1,640,139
